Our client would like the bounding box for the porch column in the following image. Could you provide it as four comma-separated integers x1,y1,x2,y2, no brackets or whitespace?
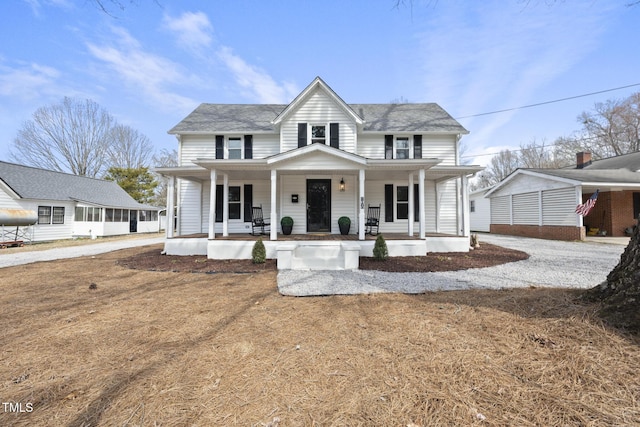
222,173,229,237
208,169,217,239
270,169,278,241
419,169,426,239
164,176,176,239
575,186,584,228
408,173,415,236
359,169,365,241
461,174,470,237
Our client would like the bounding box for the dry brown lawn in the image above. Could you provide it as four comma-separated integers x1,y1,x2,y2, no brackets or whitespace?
1,243,639,426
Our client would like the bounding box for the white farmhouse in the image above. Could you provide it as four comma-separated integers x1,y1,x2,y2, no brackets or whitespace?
157,77,482,265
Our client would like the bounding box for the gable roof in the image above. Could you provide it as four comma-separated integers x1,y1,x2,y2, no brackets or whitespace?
581,151,640,171
0,161,157,209
272,76,364,126
168,77,468,135
486,167,640,197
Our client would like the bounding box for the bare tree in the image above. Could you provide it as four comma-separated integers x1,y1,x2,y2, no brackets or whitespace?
11,97,115,178
555,92,640,160
108,124,155,169
151,148,178,206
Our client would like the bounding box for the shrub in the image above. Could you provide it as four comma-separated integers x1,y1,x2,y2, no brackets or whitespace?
252,238,266,264
338,216,351,226
280,216,294,226
373,234,388,261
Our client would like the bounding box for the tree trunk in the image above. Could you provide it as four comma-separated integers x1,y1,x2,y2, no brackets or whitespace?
584,216,640,332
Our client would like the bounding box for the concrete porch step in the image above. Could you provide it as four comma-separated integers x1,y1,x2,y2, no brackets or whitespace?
277,241,360,270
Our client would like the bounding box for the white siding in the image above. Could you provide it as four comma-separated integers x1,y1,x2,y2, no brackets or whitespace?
423,135,457,165
437,180,458,233
280,88,357,153
542,187,577,226
178,180,202,234
491,196,511,224
491,173,573,197
357,134,457,162
180,135,215,165
202,180,272,234
0,186,21,209
512,192,539,225
470,191,491,232
180,134,280,164
20,200,75,242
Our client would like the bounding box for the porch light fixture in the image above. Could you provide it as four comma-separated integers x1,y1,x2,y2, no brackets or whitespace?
340,178,345,192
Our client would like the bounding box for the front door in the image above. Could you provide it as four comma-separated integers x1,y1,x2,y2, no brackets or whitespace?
307,179,331,232
129,210,138,233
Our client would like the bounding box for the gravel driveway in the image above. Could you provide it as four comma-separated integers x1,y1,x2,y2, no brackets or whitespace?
278,234,627,296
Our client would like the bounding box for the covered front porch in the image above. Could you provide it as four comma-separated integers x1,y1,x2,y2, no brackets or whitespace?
157,144,482,253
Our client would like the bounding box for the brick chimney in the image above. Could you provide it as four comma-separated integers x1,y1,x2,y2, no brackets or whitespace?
576,152,592,169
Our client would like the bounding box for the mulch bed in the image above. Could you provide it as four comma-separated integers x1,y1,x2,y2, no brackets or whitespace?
118,243,528,273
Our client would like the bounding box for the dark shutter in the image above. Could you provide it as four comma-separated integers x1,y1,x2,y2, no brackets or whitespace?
330,123,339,148
385,184,394,222
414,183,420,221
385,135,393,159
215,185,223,222
413,135,422,159
215,135,224,159
298,123,307,148
244,135,253,159
244,184,253,222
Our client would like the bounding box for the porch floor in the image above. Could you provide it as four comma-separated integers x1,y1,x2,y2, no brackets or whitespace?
171,233,454,241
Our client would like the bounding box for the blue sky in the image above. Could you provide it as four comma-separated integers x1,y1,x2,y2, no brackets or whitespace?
1,0,639,168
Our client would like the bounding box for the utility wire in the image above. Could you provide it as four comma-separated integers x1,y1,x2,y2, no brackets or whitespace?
454,83,640,120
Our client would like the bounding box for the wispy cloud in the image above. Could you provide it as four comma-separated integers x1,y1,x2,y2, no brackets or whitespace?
163,10,299,103
0,60,64,100
22,0,72,16
162,11,213,54
86,27,199,113
217,47,298,103
415,1,615,156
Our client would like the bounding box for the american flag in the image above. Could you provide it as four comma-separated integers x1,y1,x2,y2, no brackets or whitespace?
575,190,599,216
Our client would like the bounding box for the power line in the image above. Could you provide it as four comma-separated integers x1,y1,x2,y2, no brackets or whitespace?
454,83,640,120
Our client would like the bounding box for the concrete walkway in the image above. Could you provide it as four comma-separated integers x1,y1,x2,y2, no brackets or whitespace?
0,236,165,268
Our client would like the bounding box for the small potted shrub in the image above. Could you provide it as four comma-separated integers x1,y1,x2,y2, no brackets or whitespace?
281,216,294,235
338,216,351,235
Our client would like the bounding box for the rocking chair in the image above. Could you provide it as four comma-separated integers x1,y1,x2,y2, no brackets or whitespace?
250,205,270,236
365,204,381,235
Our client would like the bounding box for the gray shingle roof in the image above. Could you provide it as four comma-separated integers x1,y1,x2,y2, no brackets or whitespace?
527,168,640,184
351,103,468,133
169,103,468,134
583,151,640,171
0,161,157,209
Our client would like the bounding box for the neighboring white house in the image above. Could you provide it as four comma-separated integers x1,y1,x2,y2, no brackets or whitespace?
484,152,640,241
157,77,482,260
469,187,492,232
0,161,161,242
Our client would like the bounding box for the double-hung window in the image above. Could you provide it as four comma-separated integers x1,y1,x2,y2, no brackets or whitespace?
311,125,326,144
396,137,410,159
228,186,241,219
38,206,52,224
228,137,242,159
397,186,409,219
